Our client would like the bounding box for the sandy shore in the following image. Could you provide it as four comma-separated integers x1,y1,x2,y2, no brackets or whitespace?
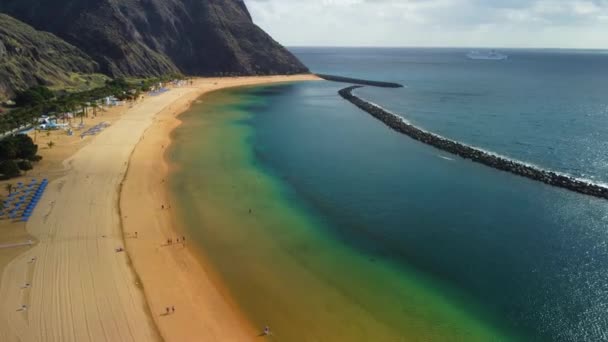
0,104,133,275
0,75,318,342
121,75,318,341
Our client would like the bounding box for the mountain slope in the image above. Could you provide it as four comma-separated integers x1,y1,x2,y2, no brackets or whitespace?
0,14,98,99
0,0,309,78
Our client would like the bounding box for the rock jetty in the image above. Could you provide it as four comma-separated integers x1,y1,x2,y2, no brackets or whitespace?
317,74,403,88
339,85,608,200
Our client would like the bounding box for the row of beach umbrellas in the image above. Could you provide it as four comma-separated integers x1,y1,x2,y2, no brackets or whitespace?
0,178,48,221
81,122,110,138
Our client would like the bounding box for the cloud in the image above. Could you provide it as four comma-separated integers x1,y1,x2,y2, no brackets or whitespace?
245,0,608,48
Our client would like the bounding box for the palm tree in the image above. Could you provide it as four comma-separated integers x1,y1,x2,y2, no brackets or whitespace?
30,117,39,142
77,106,85,125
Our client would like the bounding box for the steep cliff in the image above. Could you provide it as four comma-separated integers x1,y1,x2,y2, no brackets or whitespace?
0,14,98,99
0,0,308,78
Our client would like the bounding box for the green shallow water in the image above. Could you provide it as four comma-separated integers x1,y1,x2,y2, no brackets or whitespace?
168,88,516,341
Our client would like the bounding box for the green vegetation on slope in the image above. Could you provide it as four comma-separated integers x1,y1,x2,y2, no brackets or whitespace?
0,13,98,100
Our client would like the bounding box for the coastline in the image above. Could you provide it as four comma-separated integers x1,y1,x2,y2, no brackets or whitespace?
120,75,319,341
0,75,318,342
154,83,516,341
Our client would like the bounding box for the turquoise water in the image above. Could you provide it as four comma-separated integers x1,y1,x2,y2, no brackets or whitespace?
172,48,608,341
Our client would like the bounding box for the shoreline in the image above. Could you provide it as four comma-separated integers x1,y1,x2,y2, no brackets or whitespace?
120,75,319,341
0,75,318,342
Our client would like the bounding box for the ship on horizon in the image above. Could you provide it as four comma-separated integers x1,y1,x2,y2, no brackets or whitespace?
467,50,508,60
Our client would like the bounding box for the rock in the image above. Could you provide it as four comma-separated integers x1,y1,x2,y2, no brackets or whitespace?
0,39,6,57
0,0,308,78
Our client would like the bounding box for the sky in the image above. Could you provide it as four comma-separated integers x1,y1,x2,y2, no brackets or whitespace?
245,0,608,49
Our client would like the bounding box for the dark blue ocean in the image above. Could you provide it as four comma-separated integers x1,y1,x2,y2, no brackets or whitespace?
243,48,608,341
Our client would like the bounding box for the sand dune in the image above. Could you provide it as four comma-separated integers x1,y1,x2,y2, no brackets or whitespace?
0,75,318,342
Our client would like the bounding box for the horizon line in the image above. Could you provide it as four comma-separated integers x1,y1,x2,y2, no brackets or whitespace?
286,45,608,51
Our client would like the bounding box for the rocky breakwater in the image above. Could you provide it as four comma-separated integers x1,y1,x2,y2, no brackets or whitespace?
317,74,403,88
339,86,608,200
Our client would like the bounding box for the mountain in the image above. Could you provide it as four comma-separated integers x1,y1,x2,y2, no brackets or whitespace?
0,14,98,100
0,0,309,79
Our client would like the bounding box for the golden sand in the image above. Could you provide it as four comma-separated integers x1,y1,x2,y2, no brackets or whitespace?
0,75,319,342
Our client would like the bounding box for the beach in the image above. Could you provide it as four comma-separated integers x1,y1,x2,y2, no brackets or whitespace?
0,75,319,342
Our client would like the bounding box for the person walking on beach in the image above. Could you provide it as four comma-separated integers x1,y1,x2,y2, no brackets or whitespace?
165,307,170,315
262,326,271,336
171,306,175,314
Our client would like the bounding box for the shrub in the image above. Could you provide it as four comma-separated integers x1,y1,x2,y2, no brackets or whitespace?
0,139,17,160
0,134,38,161
14,86,54,107
0,160,21,178
12,134,38,160
17,160,33,171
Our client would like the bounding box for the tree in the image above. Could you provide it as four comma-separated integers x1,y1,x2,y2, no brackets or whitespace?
78,103,88,125
31,117,40,142
0,160,21,179
5,183,13,195
0,139,17,160
12,134,38,160
17,160,33,172
14,86,54,107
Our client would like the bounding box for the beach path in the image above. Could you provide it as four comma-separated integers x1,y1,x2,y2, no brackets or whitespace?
0,89,196,342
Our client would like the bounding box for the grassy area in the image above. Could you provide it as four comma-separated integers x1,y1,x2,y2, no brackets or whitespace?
48,73,110,94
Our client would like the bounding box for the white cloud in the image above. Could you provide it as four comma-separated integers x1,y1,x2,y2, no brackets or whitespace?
245,0,608,48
